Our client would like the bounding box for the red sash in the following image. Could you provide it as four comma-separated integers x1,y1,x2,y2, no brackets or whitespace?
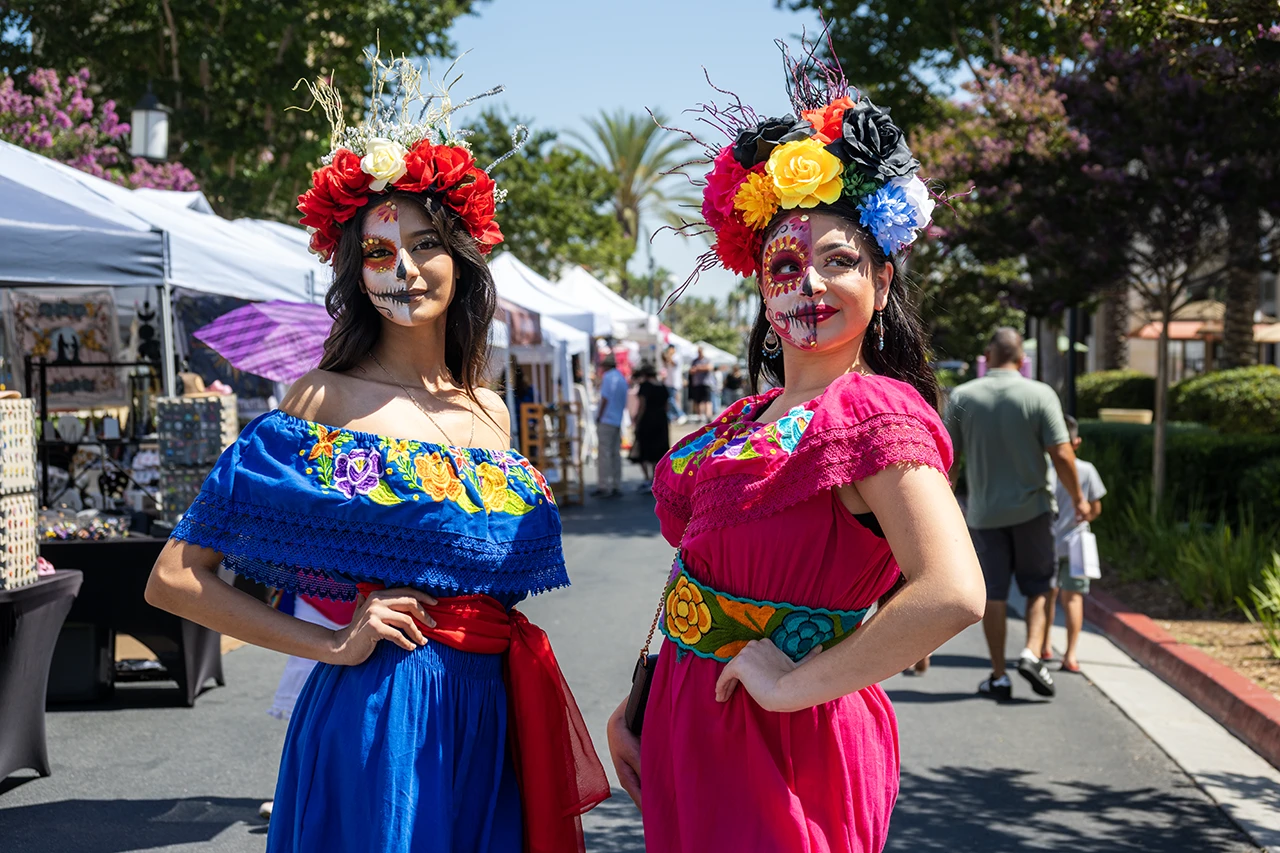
356,584,609,853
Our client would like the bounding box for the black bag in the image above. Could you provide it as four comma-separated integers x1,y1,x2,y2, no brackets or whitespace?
623,653,660,736
622,570,669,737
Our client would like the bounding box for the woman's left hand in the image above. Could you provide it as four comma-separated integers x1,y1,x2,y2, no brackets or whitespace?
714,640,820,713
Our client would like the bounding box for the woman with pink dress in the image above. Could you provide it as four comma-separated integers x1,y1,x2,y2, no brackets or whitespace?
606,45,986,852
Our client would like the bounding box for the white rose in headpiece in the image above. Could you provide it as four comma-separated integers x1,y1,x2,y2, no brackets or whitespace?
361,138,408,192
890,174,936,230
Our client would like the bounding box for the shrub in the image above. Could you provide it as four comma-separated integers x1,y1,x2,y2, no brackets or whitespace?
1239,553,1280,660
1173,512,1276,611
1169,365,1280,435
1077,370,1155,418
1241,457,1280,531
1076,420,1280,519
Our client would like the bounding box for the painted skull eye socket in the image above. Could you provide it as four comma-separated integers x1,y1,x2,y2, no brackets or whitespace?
362,236,398,273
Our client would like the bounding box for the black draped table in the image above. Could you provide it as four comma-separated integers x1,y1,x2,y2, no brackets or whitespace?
0,570,83,780
41,538,224,706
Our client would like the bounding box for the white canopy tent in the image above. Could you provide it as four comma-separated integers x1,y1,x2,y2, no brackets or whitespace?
0,142,332,395
0,140,165,287
554,265,657,340
489,253,611,338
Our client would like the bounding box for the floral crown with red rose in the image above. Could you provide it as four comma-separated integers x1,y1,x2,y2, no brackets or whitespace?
664,37,938,304
295,49,526,263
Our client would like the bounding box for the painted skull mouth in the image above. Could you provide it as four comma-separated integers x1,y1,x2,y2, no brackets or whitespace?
368,287,428,304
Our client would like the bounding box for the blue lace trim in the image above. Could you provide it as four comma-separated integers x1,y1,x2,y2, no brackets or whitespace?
171,491,569,601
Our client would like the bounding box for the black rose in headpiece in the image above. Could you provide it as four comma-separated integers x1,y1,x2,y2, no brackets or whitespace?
731,116,813,168
826,98,918,184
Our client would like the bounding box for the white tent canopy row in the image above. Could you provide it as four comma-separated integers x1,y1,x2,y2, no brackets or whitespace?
488,253,612,339
553,264,658,340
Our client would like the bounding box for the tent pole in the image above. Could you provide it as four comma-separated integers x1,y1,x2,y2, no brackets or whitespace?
160,281,176,397
159,231,177,397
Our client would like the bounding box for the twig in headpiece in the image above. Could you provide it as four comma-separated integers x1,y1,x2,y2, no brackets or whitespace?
486,125,531,174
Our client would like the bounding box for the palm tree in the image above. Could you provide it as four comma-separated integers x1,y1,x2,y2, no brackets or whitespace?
571,109,697,298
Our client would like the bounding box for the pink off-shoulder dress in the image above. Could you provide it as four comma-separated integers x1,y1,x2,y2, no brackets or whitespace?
643,372,952,853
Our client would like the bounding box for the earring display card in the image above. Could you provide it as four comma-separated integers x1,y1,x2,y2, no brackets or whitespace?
0,492,39,590
156,396,238,467
0,398,37,496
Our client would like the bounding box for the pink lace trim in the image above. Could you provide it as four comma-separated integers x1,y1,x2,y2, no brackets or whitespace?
656,413,945,539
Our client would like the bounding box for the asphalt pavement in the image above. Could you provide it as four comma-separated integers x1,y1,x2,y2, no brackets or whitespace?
0,466,1261,851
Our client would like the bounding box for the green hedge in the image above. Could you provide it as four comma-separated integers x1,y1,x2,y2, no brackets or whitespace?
1076,420,1280,520
1076,370,1156,418
1241,457,1280,530
1168,365,1280,436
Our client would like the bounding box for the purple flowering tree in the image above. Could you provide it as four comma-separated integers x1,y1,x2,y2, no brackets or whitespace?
0,67,198,191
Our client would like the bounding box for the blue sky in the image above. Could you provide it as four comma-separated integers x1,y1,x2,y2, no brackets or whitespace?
449,0,823,304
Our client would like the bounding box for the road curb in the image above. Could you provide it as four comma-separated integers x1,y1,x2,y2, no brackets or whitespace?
1085,589,1280,772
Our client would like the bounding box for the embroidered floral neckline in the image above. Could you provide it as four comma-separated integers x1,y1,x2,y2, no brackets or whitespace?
271,409,556,515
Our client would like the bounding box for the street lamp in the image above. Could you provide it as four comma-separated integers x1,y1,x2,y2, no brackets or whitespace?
129,85,170,161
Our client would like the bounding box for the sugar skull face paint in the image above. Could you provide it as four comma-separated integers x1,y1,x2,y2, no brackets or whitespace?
360,198,454,327
761,213,820,349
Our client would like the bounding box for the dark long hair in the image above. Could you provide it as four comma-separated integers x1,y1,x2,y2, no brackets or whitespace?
317,192,497,405
746,199,940,410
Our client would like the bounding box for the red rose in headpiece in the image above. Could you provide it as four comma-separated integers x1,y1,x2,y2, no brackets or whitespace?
447,168,504,253
397,141,476,194
712,218,761,279
801,96,856,145
325,148,373,207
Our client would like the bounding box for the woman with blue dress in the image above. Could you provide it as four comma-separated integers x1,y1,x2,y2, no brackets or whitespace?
145,58,608,853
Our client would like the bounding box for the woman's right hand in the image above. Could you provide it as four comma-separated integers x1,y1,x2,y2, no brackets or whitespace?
324,587,439,666
607,698,642,809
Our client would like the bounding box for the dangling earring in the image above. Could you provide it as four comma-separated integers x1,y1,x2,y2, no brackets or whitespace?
875,309,885,351
761,327,782,358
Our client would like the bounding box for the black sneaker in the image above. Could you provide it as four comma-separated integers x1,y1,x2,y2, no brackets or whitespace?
1017,655,1056,697
978,673,1013,701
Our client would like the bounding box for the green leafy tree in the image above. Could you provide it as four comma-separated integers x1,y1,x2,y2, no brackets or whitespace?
780,0,1080,127
465,109,630,281
0,0,484,219
664,295,744,357
570,109,697,298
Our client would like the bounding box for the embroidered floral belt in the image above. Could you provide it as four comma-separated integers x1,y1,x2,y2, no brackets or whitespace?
660,556,870,663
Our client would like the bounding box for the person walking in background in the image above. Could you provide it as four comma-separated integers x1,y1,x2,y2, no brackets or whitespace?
687,346,713,422
593,353,627,499
723,364,745,404
662,344,687,425
945,327,1090,701
628,362,670,493
1041,415,1106,672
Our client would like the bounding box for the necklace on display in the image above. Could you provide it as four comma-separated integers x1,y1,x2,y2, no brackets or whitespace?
367,351,475,448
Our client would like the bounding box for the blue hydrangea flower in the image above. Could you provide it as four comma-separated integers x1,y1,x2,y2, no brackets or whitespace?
770,610,837,661
858,182,922,256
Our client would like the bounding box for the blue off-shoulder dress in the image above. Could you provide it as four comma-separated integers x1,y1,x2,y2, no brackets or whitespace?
170,410,569,853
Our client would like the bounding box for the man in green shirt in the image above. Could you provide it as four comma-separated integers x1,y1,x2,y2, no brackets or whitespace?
945,328,1089,701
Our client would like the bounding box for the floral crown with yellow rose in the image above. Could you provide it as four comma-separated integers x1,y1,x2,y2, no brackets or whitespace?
295,49,526,263
671,39,936,297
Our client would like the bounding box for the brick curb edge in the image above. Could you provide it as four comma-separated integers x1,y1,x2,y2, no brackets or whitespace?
1084,589,1280,771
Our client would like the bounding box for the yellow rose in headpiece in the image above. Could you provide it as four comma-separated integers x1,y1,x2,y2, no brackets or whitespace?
733,170,781,230
766,138,844,210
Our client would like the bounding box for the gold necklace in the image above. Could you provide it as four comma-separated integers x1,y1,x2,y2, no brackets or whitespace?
367,351,475,447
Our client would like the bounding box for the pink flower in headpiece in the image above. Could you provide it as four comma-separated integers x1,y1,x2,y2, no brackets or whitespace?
702,144,749,231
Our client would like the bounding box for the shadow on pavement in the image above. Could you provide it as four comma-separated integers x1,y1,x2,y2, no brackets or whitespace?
0,796,266,852
582,788,645,852
888,766,1249,852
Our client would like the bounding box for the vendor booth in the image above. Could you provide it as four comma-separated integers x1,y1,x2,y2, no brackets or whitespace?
0,142,331,722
